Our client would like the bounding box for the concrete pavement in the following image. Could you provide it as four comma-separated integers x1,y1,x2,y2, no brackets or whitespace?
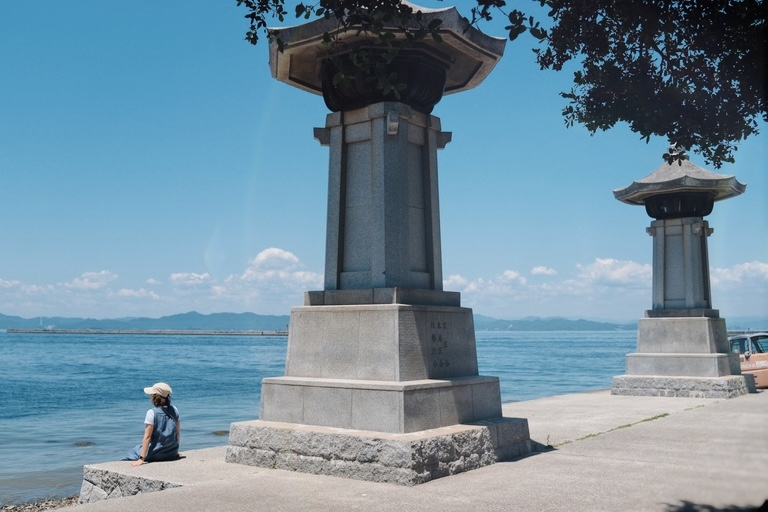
63,389,768,511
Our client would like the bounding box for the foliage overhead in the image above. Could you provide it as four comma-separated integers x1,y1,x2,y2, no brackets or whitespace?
534,0,767,168
236,0,767,168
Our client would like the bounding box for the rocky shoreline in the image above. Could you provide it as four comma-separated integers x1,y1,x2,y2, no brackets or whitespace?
1,497,78,512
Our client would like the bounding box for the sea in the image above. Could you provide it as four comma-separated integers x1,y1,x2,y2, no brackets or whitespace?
0,329,637,506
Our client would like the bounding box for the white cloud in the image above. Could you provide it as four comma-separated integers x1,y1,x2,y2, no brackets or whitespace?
169,272,212,287
250,247,300,269
501,270,527,284
446,257,653,320
0,253,764,322
454,269,528,296
575,258,651,288
234,247,323,295
237,248,321,287
0,277,23,289
65,271,118,290
156,248,321,315
446,257,766,321
710,261,768,286
443,274,469,289
117,288,160,299
709,261,768,317
531,266,557,276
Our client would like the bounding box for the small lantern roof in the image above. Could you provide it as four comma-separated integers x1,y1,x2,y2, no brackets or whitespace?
268,2,505,97
614,159,746,206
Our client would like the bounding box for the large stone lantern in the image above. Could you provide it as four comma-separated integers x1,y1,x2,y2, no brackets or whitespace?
611,157,751,398
226,4,532,485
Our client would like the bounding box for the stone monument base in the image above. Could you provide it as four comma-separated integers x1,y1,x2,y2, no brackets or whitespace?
632,314,732,359
611,375,751,398
260,375,504,433
266,292,505,433
611,314,750,398
226,417,531,486
232,290,531,483
624,352,741,377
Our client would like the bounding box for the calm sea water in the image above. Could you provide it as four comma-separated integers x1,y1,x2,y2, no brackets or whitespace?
0,329,636,505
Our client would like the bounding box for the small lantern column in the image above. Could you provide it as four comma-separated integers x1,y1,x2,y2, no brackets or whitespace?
611,157,751,398
647,216,714,311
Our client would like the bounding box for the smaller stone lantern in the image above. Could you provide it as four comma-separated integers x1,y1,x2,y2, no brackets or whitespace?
611,156,752,398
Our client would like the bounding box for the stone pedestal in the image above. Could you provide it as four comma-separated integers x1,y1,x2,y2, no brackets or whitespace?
261,294,500,433
612,313,750,398
628,315,737,377
226,288,532,484
226,96,529,484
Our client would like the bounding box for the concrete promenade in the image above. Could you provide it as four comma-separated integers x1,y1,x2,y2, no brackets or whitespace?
64,389,768,512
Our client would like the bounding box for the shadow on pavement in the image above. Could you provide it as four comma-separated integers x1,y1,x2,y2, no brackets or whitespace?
664,499,768,512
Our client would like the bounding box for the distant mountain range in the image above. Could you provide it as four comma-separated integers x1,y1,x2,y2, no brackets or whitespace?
1,311,764,332
472,315,637,331
473,314,766,331
0,311,290,331
1,311,633,332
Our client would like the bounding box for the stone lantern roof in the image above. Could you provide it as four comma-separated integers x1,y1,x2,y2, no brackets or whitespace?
268,2,505,111
613,159,746,219
614,159,746,205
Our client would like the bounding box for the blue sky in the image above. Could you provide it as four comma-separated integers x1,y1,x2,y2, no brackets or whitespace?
1,1,765,322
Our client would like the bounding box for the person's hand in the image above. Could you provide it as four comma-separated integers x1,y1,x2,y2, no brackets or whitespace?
131,459,145,467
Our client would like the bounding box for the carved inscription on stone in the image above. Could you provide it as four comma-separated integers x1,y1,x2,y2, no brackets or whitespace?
429,317,452,375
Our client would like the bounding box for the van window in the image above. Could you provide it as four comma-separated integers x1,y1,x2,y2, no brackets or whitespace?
753,336,768,353
730,339,748,353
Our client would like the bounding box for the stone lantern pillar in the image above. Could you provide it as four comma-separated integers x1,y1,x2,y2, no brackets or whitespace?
611,157,751,398
226,5,532,484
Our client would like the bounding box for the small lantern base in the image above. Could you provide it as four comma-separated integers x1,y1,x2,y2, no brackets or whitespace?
611,375,752,398
611,315,751,398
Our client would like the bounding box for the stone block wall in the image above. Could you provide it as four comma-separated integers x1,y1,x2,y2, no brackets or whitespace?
226,417,531,486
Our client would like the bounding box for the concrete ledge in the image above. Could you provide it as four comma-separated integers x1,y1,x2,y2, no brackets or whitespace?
225,417,530,486
79,466,182,504
77,447,251,504
72,391,768,511
611,375,751,398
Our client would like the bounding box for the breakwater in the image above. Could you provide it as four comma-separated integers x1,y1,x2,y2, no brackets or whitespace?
6,328,288,336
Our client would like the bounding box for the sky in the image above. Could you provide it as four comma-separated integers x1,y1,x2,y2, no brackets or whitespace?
0,1,766,323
